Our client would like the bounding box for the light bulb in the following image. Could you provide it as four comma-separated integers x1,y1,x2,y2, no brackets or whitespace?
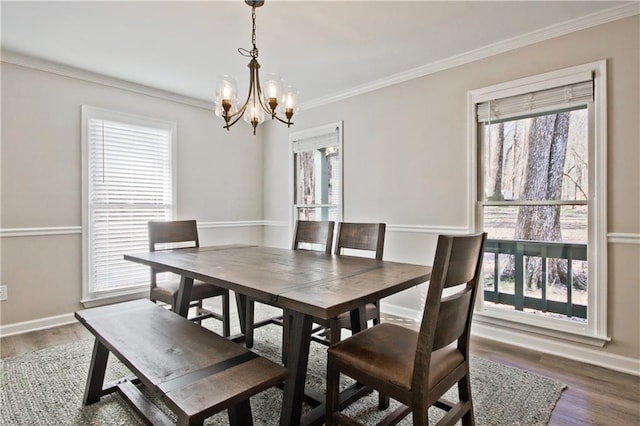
279,86,299,121
214,75,238,118
243,100,265,126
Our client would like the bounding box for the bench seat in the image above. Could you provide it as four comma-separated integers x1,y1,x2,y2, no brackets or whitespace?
75,299,287,426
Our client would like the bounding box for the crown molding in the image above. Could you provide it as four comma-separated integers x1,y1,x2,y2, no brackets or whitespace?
2,3,636,112
301,2,640,110
0,50,214,111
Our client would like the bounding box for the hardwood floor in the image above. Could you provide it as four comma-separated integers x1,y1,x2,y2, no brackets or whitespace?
2,314,638,425
471,337,639,425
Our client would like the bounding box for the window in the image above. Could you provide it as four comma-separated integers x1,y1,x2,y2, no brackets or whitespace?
469,61,608,344
291,122,343,225
81,106,175,301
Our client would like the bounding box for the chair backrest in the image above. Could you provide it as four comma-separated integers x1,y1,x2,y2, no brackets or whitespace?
412,233,487,392
148,220,200,251
334,222,386,260
148,220,200,287
291,220,335,254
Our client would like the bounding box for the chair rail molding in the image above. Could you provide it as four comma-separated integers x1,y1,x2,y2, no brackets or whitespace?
0,221,266,238
4,225,638,244
0,226,82,237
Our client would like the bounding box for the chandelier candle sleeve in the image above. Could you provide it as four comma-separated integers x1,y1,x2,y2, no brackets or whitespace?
214,0,298,135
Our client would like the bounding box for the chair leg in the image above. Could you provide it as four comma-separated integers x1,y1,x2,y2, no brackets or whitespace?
245,299,255,348
378,392,390,410
411,405,429,426
373,300,381,326
195,299,204,325
329,319,341,346
459,371,475,426
222,290,231,337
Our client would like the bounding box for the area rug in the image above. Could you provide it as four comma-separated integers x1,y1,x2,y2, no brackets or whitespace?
0,319,565,425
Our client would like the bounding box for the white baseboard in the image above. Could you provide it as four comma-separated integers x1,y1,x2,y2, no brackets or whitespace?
0,313,77,338
382,302,640,377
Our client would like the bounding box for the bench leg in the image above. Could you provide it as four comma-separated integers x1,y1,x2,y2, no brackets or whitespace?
228,399,253,426
83,338,110,405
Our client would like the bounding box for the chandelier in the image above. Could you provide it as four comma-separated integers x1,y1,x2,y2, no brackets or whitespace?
214,0,298,135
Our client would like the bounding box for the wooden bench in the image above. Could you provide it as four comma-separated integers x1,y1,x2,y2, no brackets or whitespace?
75,299,288,426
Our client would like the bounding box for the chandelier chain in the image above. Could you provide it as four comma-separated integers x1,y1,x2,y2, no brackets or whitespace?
237,5,259,59
251,6,257,56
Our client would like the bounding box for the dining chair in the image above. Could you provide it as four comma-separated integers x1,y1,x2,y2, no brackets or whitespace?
244,220,335,350
311,222,386,346
326,232,487,426
148,220,231,336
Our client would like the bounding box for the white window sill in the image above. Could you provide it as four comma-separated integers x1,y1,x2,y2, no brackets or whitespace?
81,288,149,308
474,310,610,347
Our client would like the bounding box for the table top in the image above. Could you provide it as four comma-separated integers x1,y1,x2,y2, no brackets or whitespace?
125,245,432,320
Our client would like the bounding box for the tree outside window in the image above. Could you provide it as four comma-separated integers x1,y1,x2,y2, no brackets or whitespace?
481,108,588,323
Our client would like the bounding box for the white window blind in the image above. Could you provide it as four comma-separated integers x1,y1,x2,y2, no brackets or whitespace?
292,126,339,153
83,106,175,297
477,77,593,123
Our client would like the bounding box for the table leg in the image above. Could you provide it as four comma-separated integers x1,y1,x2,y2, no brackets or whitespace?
300,306,373,425
279,311,313,426
235,292,247,334
349,305,367,333
83,338,110,405
174,276,194,317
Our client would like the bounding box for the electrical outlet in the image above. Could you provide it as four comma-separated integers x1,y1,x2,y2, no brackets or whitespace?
0,285,7,301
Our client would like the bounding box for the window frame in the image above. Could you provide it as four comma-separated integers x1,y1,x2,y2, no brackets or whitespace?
81,105,177,304
289,122,344,235
467,61,609,345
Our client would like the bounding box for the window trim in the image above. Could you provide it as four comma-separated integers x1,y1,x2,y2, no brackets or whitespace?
80,105,177,303
289,121,344,236
467,61,609,345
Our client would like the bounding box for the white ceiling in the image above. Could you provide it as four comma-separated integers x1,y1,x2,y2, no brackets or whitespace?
1,1,633,106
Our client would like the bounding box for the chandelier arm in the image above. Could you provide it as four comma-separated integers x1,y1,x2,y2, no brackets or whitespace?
221,57,258,128
270,114,293,126
223,102,250,129
253,68,277,116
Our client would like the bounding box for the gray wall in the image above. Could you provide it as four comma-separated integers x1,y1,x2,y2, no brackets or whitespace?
263,16,640,362
1,62,264,324
1,16,638,369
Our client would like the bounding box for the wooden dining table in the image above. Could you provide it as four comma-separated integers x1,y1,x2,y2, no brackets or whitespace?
124,244,431,426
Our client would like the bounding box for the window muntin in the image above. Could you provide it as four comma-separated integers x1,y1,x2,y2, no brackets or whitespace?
82,106,175,299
